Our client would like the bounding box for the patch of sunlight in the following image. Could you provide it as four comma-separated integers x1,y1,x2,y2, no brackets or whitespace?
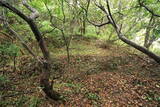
50,41,111,57
151,39,160,55
132,29,145,45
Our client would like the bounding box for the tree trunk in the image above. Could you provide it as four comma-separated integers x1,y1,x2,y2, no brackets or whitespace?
117,32,160,63
0,1,61,100
82,15,86,35
100,0,160,64
40,61,61,100
144,16,154,49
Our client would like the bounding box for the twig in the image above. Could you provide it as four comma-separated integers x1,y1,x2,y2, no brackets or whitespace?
0,90,35,99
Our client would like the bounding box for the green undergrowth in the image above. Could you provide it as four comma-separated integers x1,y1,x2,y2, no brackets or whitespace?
1,38,160,106
50,40,113,58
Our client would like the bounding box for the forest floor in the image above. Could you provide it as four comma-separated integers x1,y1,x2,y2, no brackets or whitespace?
1,38,160,107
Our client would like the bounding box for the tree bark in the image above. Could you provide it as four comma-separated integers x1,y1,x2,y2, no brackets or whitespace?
0,1,61,100
144,15,154,49
96,0,160,64
106,0,160,64
117,33,160,63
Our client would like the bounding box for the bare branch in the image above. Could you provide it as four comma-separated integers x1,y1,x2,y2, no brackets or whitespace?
105,0,117,29
80,0,110,27
41,28,56,36
43,2,63,30
138,0,160,17
87,20,110,27
22,0,39,19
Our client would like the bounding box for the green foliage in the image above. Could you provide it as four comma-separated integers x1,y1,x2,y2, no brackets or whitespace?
142,0,160,14
7,12,17,18
0,42,20,68
30,0,45,12
153,26,160,38
29,97,41,107
64,83,82,89
0,42,20,57
0,100,12,107
0,75,10,86
155,97,160,101
143,90,160,102
151,47,160,55
85,92,100,101
40,20,53,32
15,96,29,107
85,26,96,36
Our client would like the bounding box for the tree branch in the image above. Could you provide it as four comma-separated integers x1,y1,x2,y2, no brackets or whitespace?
0,1,50,60
80,0,110,27
95,0,160,64
0,1,62,101
138,0,160,17
41,28,56,36
22,0,39,19
88,20,110,27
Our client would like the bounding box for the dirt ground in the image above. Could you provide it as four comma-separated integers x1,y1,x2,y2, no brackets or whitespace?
1,40,160,107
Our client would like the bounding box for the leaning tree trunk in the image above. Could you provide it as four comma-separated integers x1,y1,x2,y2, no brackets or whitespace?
105,0,160,64
95,0,160,64
0,1,61,100
117,33,160,63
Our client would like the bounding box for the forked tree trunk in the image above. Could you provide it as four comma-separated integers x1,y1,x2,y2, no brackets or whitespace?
0,1,61,100
40,61,61,100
